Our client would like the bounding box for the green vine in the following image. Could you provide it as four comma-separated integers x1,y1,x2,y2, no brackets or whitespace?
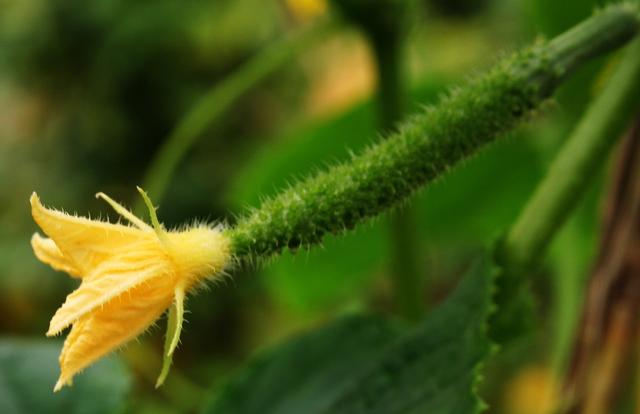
502,36,640,272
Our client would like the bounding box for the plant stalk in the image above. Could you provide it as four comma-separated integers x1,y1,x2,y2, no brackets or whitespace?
372,30,424,320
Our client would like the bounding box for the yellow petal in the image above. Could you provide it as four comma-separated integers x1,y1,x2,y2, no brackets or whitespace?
48,254,170,336
30,192,152,275
55,280,175,391
55,317,88,391
31,233,81,278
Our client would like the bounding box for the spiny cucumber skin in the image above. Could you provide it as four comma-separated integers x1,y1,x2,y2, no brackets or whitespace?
228,4,640,260
228,47,549,258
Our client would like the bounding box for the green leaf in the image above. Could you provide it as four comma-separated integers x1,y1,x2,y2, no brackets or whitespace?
0,338,132,414
263,222,390,313
204,315,402,414
325,255,495,414
203,254,495,414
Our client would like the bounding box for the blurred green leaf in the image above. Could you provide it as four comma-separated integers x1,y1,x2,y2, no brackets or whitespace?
203,315,402,414
203,254,495,414
0,339,132,414
325,255,494,414
263,221,390,312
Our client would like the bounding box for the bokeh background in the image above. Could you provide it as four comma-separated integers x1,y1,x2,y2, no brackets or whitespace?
0,0,619,412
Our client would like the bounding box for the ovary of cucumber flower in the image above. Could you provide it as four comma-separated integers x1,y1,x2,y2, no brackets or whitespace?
30,187,231,392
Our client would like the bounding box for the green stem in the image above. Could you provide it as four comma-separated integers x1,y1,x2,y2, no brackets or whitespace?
135,19,335,213
502,35,640,272
227,4,640,262
372,30,424,320
373,36,405,129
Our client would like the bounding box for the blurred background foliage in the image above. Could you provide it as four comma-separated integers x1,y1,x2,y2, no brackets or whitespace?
0,0,617,412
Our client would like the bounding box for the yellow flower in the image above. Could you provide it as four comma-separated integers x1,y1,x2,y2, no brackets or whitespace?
285,0,327,21
30,188,231,391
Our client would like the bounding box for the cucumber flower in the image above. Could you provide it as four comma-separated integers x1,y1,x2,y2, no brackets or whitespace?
30,188,231,391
